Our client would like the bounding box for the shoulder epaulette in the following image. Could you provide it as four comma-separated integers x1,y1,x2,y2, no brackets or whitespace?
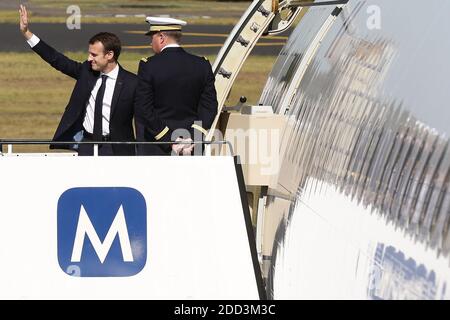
141,56,150,63
203,56,208,61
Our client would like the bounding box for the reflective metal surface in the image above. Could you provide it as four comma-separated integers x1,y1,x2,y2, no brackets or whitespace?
260,0,450,298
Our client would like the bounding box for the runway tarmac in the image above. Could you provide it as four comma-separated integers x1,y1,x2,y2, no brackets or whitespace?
1,23,289,56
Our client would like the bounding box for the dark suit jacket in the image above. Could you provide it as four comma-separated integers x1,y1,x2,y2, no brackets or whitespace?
135,47,218,155
31,39,138,155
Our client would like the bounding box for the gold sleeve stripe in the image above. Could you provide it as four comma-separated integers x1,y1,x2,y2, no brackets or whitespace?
191,124,208,136
155,126,169,141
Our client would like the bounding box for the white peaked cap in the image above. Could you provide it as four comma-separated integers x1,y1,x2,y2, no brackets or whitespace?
145,16,187,35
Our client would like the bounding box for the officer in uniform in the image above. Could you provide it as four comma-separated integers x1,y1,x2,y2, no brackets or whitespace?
135,17,218,155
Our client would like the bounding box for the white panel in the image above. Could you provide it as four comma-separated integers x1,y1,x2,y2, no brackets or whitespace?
0,156,259,299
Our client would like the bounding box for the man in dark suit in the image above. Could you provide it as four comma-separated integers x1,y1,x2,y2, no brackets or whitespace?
135,17,218,156
19,5,137,156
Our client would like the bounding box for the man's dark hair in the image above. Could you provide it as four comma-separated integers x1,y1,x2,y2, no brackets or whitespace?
162,31,182,43
89,32,122,61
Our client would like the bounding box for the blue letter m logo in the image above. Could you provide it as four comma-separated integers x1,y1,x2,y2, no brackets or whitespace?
57,187,147,277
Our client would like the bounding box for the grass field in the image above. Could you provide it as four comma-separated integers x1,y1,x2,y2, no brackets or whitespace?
0,51,276,152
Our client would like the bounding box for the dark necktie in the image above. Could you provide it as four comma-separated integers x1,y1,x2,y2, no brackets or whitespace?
93,75,108,141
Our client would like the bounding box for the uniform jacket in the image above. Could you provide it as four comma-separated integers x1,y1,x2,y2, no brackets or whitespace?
31,39,137,155
135,47,218,155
